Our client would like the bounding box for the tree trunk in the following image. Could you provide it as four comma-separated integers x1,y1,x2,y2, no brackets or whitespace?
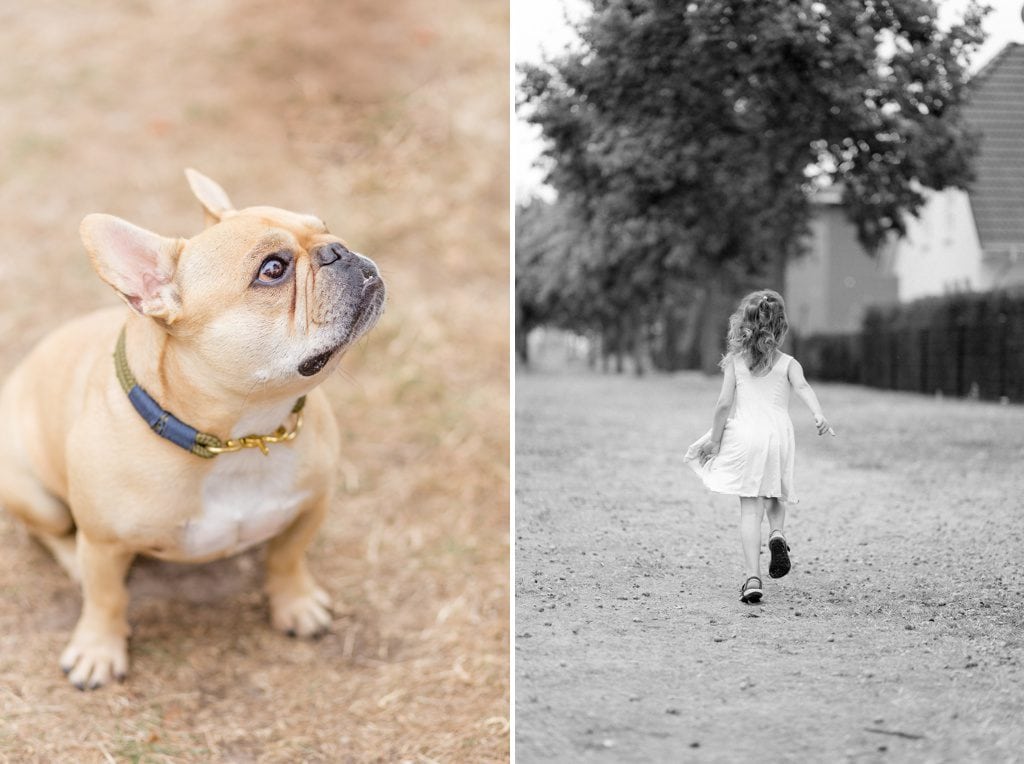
657,305,681,372
515,325,530,367
676,287,707,369
514,303,529,366
600,326,610,373
613,320,624,374
633,313,646,377
697,276,735,374
650,307,668,371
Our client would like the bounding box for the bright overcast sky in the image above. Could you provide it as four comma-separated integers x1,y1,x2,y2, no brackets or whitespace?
513,0,1024,199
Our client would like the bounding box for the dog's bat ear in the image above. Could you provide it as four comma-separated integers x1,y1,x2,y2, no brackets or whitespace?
80,214,184,325
184,168,234,228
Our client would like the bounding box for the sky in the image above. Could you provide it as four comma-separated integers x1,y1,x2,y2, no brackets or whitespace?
513,0,1024,200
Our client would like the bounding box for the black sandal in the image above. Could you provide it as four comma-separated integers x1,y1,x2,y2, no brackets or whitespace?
740,576,763,603
768,531,791,579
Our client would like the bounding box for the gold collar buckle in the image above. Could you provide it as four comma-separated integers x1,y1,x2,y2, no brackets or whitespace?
204,410,304,456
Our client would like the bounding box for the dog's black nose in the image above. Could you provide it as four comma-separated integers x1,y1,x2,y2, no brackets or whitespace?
357,257,379,282
314,242,349,267
313,243,380,286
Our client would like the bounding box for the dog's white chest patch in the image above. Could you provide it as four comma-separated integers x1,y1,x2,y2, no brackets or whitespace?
183,446,308,559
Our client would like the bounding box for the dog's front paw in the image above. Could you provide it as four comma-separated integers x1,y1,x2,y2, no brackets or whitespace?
59,632,128,690
269,585,332,638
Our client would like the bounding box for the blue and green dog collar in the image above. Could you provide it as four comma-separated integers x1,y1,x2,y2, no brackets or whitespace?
113,327,305,458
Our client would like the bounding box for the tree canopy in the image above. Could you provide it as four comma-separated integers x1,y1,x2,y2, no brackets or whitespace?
518,0,988,370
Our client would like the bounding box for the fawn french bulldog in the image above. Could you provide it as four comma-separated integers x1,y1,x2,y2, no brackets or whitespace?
0,169,385,689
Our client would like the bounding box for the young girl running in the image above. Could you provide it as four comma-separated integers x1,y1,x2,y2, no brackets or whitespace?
684,289,835,604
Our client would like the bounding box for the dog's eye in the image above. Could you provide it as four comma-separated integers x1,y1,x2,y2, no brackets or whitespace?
256,255,290,284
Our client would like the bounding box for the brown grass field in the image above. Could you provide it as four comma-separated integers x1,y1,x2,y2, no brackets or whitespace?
0,1,509,761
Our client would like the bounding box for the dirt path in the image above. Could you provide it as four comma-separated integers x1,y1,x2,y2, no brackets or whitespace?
516,364,1024,761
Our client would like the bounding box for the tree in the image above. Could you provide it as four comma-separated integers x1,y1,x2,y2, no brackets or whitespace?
519,0,987,371
515,198,578,364
516,195,666,372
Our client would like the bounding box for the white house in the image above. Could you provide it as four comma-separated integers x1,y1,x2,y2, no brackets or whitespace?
788,42,1024,335
785,187,899,335
895,42,1024,300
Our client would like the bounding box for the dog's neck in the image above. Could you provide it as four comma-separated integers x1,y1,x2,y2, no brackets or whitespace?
122,314,300,440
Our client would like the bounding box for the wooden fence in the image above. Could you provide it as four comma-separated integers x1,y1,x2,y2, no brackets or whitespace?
794,291,1024,402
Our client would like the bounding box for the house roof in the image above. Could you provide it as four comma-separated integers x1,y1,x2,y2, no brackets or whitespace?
964,42,1024,252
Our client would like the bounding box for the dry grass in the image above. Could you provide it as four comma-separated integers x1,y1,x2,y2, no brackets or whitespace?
0,0,508,761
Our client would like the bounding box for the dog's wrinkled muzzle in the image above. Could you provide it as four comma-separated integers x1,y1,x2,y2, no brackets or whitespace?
297,246,386,377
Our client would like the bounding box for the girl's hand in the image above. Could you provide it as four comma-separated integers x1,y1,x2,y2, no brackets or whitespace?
698,440,720,465
814,415,836,437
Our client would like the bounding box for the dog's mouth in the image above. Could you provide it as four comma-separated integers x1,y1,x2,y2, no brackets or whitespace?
297,279,386,377
297,346,339,377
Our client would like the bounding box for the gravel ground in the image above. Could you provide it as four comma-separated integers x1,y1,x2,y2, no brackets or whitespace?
516,363,1024,762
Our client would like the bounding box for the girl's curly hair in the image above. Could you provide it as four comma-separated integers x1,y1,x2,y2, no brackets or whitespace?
720,289,789,374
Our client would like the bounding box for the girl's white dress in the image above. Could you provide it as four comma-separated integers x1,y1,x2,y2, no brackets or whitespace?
684,352,798,503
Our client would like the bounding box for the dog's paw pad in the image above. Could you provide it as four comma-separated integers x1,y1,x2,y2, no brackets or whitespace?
270,587,333,638
60,635,128,690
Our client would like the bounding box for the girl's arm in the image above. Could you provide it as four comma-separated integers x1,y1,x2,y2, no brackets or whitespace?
788,358,836,436
699,357,737,460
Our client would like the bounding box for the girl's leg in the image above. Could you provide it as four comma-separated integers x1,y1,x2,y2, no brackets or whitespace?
765,498,785,537
739,497,764,579
765,498,791,578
